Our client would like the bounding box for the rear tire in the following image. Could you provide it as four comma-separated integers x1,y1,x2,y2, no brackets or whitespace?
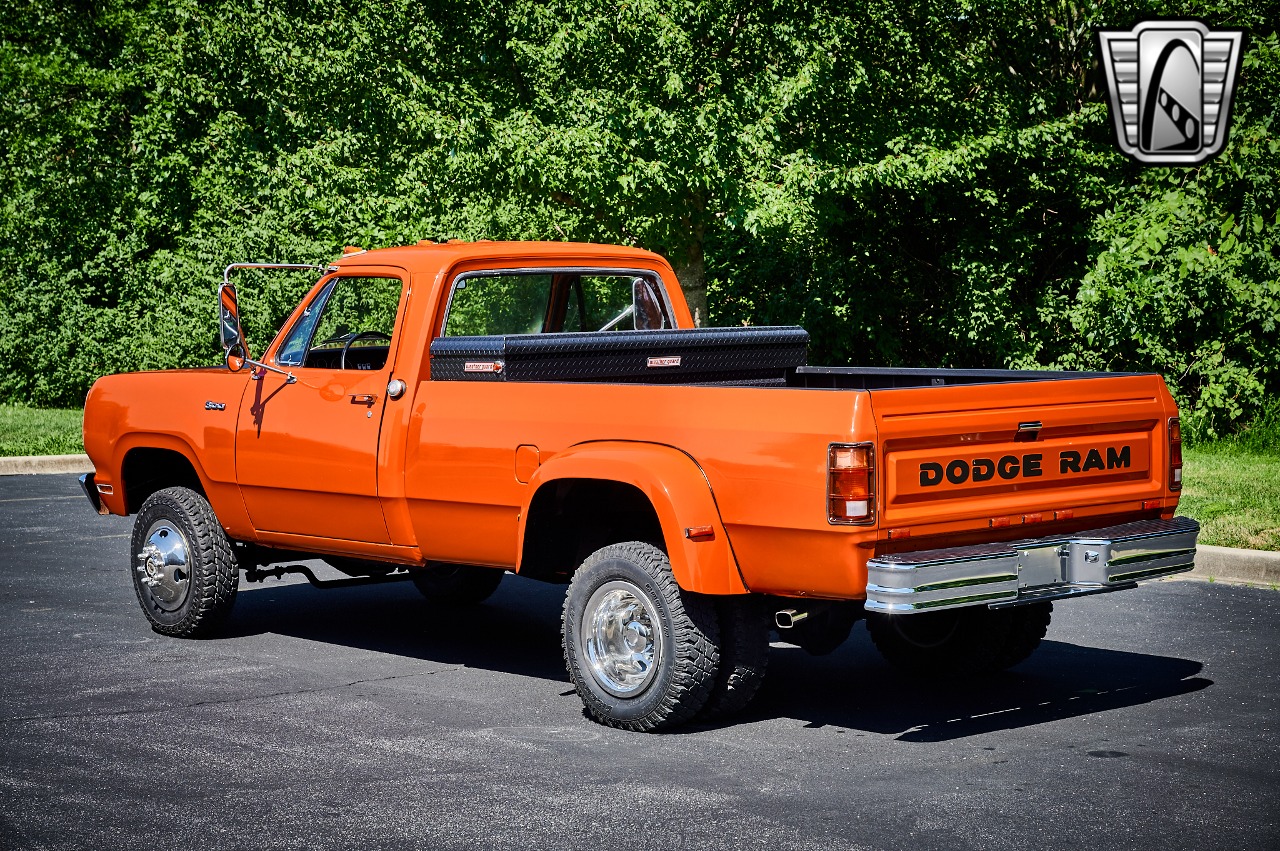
866,602,1052,676
698,596,769,721
410,563,504,606
130,487,238,638
563,542,720,731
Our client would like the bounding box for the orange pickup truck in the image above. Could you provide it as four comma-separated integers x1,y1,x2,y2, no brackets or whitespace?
81,240,1199,730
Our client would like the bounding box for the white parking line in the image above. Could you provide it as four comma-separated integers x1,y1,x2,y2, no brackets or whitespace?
0,496,83,504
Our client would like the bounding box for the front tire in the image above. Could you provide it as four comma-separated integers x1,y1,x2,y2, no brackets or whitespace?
130,487,239,638
866,602,1052,676
563,542,720,731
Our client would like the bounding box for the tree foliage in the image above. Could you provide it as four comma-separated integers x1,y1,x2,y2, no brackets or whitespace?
1,0,1277,439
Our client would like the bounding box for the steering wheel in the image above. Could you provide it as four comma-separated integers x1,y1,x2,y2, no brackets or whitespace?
340,331,392,370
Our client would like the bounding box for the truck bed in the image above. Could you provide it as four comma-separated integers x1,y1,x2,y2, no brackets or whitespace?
417,326,1178,599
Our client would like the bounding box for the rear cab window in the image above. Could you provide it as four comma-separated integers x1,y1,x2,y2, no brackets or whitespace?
442,270,671,337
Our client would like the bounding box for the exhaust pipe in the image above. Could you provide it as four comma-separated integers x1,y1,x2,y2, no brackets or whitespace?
775,609,809,629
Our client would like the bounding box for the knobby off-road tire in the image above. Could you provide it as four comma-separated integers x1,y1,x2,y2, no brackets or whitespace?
866,602,1053,676
562,542,721,732
130,486,239,638
697,596,770,721
411,563,504,606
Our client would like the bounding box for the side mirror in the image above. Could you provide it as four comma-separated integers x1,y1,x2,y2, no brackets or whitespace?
219,283,248,358
225,341,247,373
632,277,664,330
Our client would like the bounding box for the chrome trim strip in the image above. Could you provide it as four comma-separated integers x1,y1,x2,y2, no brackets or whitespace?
1110,561,1195,584
1108,547,1196,568
909,574,1019,594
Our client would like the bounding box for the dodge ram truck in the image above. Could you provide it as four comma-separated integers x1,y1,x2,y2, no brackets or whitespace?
81,240,1200,730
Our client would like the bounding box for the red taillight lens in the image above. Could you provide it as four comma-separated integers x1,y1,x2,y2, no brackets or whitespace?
828,443,874,524
1169,417,1183,491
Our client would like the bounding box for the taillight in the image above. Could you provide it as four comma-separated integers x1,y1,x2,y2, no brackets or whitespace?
828,443,874,525
1169,417,1183,491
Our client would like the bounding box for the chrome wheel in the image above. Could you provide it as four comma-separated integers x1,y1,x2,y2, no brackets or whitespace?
580,580,665,698
135,520,191,612
563,542,721,730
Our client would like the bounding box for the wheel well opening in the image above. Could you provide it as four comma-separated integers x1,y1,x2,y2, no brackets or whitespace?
122,447,205,514
519,479,665,583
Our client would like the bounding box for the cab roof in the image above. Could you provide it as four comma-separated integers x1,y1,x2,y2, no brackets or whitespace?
331,240,670,273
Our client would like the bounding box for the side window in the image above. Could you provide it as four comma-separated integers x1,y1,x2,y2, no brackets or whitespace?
275,276,402,370
443,274,551,336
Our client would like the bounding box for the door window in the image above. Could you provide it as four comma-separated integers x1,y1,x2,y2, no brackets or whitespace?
275,276,403,370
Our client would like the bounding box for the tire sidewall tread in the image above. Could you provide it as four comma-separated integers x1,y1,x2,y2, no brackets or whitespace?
563,541,720,732
130,486,237,638
698,596,769,722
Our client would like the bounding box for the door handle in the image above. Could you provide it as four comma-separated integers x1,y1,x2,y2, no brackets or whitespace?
350,394,377,406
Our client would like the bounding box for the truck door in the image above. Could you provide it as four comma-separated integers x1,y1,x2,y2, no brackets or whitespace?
235,270,407,543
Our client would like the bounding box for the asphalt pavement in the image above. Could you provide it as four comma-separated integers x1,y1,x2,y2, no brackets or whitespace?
1,474,1277,851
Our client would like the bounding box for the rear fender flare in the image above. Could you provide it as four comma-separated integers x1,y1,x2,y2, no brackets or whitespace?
518,441,747,595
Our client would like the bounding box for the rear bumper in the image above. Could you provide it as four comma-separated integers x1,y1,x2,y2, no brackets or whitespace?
865,516,1199,614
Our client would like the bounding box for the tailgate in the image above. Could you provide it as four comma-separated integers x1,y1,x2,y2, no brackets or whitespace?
871,374,1176,535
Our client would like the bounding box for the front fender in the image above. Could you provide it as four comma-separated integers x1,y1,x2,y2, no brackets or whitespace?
519,441,748,595
95,431,254,538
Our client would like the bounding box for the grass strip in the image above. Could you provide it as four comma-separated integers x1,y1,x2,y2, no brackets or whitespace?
0,405,85,457
1180,446,1280,551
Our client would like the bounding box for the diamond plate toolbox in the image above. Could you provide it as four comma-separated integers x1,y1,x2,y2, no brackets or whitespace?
429,326,809,384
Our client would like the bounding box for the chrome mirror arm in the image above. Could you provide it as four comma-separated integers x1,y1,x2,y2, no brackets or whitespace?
225,339,297,384
247,359,298,384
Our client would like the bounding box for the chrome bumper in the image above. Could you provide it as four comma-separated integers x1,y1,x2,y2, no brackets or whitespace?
78,473,104,515
865,516,1199,614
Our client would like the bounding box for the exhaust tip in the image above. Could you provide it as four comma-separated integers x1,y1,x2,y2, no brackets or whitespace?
775,609,809,629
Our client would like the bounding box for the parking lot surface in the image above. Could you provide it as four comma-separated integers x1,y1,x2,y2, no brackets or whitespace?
1,474,1277,850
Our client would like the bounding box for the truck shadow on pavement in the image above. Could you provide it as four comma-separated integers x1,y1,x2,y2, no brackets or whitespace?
744,639,1211,741
226,572,572,683
226,573,1211,740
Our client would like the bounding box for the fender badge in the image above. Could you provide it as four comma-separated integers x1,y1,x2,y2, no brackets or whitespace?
647,356,681,368
205,401,226,411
